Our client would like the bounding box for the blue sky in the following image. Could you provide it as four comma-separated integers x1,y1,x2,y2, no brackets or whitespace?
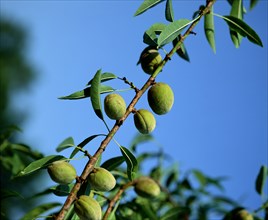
1,0,267,217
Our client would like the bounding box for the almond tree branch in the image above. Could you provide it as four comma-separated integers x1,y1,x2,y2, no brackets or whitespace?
102,180,137,220
55,1,215,219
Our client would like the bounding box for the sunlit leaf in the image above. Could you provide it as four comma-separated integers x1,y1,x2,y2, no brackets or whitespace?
220,15,263,47
204,7,216,53
56,137,75,152
87,72,117,86
101,156,125,171
120,146,138,181
70,134,106,159
143,23,166,46
165,0,174,22
21,202,62,220
134,0,164,16
158,19,191,47
58,85,114,100
90,69,104,120
172,36,190,62
16,155,65,177
229,0,243,48
255,165,268,196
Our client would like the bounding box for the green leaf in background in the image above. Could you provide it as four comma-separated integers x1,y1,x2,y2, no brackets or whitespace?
143,23,166,46
172,36,190,62
16,155,65,177
21,202,62,220
87,72,117,86
1,189,24,200
11,143,43,160
255,165,268,196
120,146,138,181
70,134,106,159
165,0,174,22
101,156,125,171
220,15,263,47
192,169,207,187
134,0,164,16
158,19,191,47
129,133,155,152
90,69,104,120
250,0,259,10
160,207,190,220
58,85,114,100
204,7,216,53
229,0,243,48
56,137,75,152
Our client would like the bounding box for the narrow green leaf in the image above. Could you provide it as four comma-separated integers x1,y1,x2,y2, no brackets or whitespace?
204,7,216,53
158,19,191,47
192,169,207,187
229,0,243,48
255,165,268,196
160,207,190,220
130,133,154,152
11,143,43,159
143,23,166,46
134,0,164,16
90,69,104,120
21,202,62,220
165,0,174,22
51,184,72,197
250,0,259,10
101,156,125,171
172,36,190,62
58,85,114,100
120,146,138,181
87,72,117,86
70,134,106,159
95,154,102,167
56,137,75,152
1,189,24,200
16,155,65,177
220,15,263,47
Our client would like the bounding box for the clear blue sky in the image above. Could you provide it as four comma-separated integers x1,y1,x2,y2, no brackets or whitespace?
1,0,267,218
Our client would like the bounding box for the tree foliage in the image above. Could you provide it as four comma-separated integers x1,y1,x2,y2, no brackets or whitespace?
1,1,267,220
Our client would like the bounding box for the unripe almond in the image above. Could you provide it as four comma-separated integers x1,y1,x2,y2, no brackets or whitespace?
47,161,76,185
134,177,160,198
138,46,162,75
74,195,102,220
104,94,126,120
147,82,174,115
88,167,116,192
133,109,156,134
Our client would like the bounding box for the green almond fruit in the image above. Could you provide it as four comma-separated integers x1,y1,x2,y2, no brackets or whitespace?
104,94,126,120
134,177,160,198
138,46,162,75
148,82,174,115
133,109,156,134
74,195,102,220
47,161,76,185
88,167,116,192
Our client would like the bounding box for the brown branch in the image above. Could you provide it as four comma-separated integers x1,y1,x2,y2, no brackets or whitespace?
55,1,215,219
102,180,137,220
